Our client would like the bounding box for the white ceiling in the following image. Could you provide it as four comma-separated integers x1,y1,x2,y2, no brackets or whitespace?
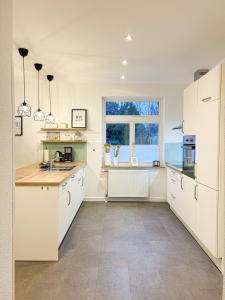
13,0,225,84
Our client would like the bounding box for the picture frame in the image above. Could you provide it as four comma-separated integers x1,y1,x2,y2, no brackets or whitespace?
71,109,87,129
15,116,23,136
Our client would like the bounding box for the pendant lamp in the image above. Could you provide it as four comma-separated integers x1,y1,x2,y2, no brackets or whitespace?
33,63,45,121
45,75,55,124
17,48,31,117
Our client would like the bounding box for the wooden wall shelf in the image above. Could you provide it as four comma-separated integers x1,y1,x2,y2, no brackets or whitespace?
41,128,86,131
41,140,86,143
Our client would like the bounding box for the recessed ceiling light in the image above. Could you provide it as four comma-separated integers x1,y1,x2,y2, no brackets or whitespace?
121,75,125,80
125,34,132,41
122,59,128,65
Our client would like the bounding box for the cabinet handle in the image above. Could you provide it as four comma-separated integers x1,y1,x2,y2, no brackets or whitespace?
194,185,198,200
202,97,212,102
180,177,183,190
182,120,184,134
81,176,84,187
67,191,71,206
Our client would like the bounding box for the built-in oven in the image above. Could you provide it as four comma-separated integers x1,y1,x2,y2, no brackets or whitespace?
182,135,196,179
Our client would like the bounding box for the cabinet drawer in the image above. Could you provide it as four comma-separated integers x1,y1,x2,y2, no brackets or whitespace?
198,65,221,102
167,168,182,181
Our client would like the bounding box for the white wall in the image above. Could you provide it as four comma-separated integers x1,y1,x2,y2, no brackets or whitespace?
14,63,185,201
72,83,185,200
14,53,75,168
0,0,14,299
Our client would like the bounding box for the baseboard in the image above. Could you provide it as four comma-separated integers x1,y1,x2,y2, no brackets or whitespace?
84,196,166,202
84,196,107,202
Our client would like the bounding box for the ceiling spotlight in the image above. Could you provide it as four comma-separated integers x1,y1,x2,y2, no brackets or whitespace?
122,59,128,65
125,34,132,41
121,75,125,80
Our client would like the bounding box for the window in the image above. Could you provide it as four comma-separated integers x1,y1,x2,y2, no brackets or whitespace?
103,97,163,164
106,101,160,116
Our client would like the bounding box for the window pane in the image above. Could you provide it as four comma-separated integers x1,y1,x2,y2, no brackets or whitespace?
110,146,130,163
106,101,160,116
106,124,129,145
106,124,130,162
134,124,159,163
135,124,159,145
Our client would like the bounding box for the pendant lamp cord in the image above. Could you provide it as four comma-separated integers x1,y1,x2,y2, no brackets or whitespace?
37,71,40,109
23,56,26,103
49,81,52,114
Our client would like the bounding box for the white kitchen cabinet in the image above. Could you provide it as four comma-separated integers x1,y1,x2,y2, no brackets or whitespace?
58,179,72,246
16,167,86,261
166,169,183,216
183,81,198,135
195,183,218,257
198,65,221,103
195,97,220,190
181,176,196,233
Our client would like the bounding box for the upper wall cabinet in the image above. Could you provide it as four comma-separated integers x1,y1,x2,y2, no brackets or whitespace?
195,66,221,190
198,65,221,103
183,81,198,135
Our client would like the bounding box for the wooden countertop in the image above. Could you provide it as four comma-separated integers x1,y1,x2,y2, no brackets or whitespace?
16,162,86,186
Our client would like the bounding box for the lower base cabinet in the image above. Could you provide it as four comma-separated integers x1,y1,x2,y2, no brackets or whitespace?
16,167,85,261
195,183,218,258
167,167,220,259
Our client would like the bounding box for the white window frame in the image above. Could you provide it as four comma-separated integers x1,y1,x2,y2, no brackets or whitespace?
102,97,164,164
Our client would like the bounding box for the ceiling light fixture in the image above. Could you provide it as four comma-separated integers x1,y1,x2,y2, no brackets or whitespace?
45,75,55,124
17,48,32,117
121,75,125,80
33,63,45,121
125,34,132,41
122,59,128,65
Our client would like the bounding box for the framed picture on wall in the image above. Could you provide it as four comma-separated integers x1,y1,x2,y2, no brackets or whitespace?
15,116,23,136
71,109,87,128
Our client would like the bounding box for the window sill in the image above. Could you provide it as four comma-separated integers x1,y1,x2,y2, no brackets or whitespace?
102,163,165,171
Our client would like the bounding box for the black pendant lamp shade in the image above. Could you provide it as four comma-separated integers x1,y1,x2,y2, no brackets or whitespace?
33,63,45,121
17,48,32,117
45,75,55,124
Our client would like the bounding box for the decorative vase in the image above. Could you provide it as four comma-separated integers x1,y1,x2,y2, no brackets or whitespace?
114,156,119,166
105,152,111,166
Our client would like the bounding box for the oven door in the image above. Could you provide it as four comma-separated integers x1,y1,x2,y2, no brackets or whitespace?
182,145,195,178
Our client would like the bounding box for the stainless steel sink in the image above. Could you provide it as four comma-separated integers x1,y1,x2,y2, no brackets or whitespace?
48,166,75,171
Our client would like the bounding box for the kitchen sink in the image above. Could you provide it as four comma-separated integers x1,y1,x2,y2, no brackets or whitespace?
48,166,75,171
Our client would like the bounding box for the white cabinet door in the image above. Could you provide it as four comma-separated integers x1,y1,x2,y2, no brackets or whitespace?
198,65,221,102
183,81,198,135
196,97,220,190
58,180,71,246
71,172,82,215
195,183,218,257
181,176,196,233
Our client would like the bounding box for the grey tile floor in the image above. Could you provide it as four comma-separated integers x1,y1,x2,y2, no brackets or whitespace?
16,202,223,300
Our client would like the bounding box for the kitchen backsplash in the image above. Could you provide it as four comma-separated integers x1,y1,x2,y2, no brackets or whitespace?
43,143,87,162
164,142,182,163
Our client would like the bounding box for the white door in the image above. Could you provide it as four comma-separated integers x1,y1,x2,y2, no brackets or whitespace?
195,98,220,190
195,183,218,257
183,81,198,135
181,175,196,233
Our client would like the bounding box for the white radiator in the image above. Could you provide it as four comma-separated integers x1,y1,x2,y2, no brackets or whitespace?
108,170,149,198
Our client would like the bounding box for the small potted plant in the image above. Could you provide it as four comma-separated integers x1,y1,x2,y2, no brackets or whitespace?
104,144,111,166
113,145,120,166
